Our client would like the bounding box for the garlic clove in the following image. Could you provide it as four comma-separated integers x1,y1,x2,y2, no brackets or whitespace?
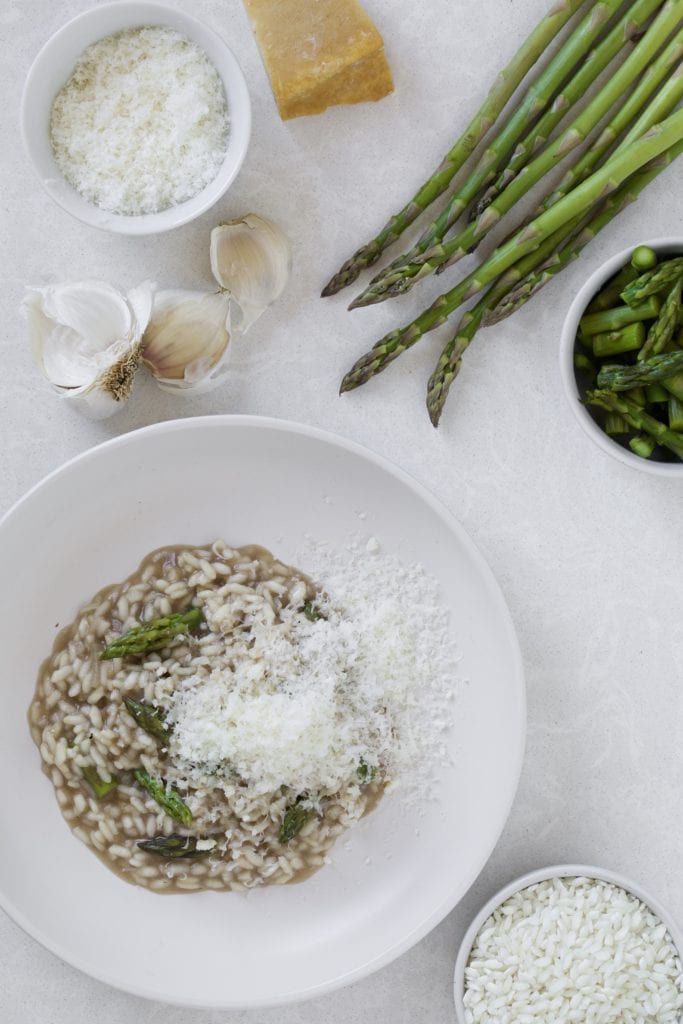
209,214,291,333
141,289,231,393
21,280,154,419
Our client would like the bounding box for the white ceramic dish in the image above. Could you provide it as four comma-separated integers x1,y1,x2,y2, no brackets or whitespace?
20,2,251,235
453,862,683,1022
559,237,683,477
0,416,525,1008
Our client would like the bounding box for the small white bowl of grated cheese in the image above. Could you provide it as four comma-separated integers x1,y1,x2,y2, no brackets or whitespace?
454,864,683,1024
21,2,251,234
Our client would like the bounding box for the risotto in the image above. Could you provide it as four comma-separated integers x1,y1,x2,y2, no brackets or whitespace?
29,541,385,893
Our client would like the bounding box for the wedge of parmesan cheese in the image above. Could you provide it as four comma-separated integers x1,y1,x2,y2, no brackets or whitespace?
243,0,394,120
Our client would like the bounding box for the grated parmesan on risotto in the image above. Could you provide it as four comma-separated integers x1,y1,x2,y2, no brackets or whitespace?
49,27,230,215
463,875,683,1024
29,538,458,893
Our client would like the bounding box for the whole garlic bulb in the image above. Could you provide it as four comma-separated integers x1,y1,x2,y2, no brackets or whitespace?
210,214,291,332
141,289,231,393
22,280,154,419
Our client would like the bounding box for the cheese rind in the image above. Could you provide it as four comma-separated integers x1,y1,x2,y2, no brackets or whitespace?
243,0,394,120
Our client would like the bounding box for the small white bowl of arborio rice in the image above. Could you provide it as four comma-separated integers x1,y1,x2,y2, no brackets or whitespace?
454,864,683,1024
20,3,251,234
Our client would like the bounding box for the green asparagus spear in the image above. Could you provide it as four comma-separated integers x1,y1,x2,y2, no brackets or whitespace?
592,323,646,358
81,765,118,799
485,139,683,324
340,111,683,394
639,279,683,359
631,245,659,271
134,770,193,826
621,257,683,305
101,608,203,660
470,0,668,219
597,350,683,390
629,434,657,458
585,390,683,458
320,0,589,295
663,373,683,402
278,799,314,843
123,696,171,745
137,834,217,858
354,11,683,307
580,296,661,335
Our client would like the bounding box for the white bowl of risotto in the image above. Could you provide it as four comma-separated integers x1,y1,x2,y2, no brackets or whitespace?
0,416,524,1007
20,2,251,234
454,864,683,1024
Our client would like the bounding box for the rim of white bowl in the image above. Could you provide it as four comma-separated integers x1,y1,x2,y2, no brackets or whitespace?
453,862,683,1023
20,1,251,235
0,414,526,1009
559,237,683,478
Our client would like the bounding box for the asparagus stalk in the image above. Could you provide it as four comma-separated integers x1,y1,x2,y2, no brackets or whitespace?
621,256,683,304
483,138,683,324
279,799,314,843
340,111,683,393
81,765,118,799
134,770,193,826
585,389,683,457
320,0,589,296
541,36,683,211
469,0,668,217
629,434,657,457
123,696,171,745
348,0,626,302
101,608,203,660
597,349,683,389
426,222,582,424
137,834,218,858
639,278,683,358
593,322,646,357
354,9,683,306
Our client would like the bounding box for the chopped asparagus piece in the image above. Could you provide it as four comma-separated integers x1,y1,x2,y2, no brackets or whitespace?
134,770,193,826
621,256,683,306
669,396,683,432
579,296,661,336
278,799,314,843
82,765,118,799
631,245,658,272
357,758,377,784
123,696,171,745
137,834,217,858
587,266,639,314
585,390,683,460
301,601,326,622
592,323,645,359
597,350,683,391
645,383,670,403
605,413,629,437
639,279,682,359
629,434,656,458
101,608,204,660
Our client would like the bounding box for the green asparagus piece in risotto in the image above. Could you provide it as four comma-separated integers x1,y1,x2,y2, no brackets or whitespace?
100,607,204,660
301,600,326,622
279,800,314,843
137,834,217,858
134,770,193,826
357,759,377,784
81,765,118,799
123,696,171,745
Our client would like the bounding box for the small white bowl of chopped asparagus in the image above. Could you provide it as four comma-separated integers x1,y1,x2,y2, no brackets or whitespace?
560,239,683,475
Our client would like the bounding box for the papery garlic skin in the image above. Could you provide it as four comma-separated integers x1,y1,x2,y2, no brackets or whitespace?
210,214,291,332
22,280,154,419
141,289,231,394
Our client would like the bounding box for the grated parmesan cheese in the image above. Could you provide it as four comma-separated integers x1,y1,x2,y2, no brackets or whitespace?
50,27,230,215
167,538,459,800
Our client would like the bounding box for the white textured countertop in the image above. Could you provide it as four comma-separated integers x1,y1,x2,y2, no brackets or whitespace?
2,0,682,1021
